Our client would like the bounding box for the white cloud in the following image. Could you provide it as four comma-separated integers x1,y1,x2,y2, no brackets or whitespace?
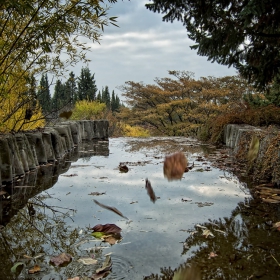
68,1,237,99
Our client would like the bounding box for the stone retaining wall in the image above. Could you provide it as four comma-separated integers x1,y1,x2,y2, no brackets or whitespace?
0,120,109,185
224,124,280,184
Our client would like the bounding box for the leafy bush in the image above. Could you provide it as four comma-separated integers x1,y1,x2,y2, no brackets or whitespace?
70,100,106,120
118,123,150,137
206,104,280,143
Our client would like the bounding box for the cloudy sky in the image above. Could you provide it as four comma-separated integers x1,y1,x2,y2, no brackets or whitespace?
73,0,237,99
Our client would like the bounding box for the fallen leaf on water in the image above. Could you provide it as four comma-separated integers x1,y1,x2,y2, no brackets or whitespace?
163,152,188,181
92,224,122,234
93,200,128,220
103,235,121,245
28,264,41,274
11,262,25,273
89,192,106,196
272,221,280,228
202,229,214,238
50,252,72,266
208,252,218,259
61,174,78,177
77,257,98,265
145,179,157,203
67,277,80,280
119,164,128,173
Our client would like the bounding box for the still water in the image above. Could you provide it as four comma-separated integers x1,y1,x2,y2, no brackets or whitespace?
1,137,269,279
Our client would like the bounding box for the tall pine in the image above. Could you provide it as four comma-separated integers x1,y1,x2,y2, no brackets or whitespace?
52,80,66,112
37,74,52,113
64,71,77,105
101,86,111,108
77,67,97,101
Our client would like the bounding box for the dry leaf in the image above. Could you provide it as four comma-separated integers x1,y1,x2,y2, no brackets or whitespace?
28,264,40,274
202,229,214,238
50,252,72,266
92,224,122,234
67,277,80,280
163,152,187,181
77,258,98,265
208,252,218,259
93,200,128,220
145,179,157,203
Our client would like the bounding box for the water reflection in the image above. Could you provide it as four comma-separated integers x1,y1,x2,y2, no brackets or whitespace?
1,137,267,280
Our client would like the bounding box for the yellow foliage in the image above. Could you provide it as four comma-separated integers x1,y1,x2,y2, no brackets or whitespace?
118,123,150,137
0,67,45,132
71,100,106,120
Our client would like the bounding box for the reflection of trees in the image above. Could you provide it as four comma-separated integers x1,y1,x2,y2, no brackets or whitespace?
0,193,107,279
144,197,280,279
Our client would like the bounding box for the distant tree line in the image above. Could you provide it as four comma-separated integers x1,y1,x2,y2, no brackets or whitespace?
37,66,121,118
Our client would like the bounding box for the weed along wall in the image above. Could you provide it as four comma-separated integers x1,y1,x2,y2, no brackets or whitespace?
0,120,109,185
223,124,280,185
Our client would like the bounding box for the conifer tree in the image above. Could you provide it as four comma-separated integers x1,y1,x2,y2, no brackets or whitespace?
52,80,66,112
64,71,77,105
111,90,121,112
146,0,280,90
37,74,52,113
101,86,111,108
77,67,97,101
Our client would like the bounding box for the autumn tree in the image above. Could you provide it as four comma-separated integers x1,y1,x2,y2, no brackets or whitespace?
146,0,280,91
0,0,118,131
119,71,252,136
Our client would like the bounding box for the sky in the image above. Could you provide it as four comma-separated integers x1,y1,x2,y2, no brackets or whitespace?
72,0,237,100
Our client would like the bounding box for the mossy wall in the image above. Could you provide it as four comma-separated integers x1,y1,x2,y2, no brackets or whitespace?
224,124,280,185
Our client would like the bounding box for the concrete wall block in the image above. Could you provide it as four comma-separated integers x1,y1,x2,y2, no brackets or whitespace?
53,126,73,151
0,137,12,183
6,135,25,177
42,132,56,162
25,132,47,165
44,128,65,159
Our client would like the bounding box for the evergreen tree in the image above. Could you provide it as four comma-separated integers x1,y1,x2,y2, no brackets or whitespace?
52,80,66,112
64,71,77,105
111,90,121,112
37,74,52,113
146,0,280,90
97,90,102,102
101,86,111,108
77,67,97,101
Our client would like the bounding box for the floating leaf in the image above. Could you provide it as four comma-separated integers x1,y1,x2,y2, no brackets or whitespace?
77,257,98,265
119,164,128,173
11,262,24,273
202,229,214,238
89,192,106,196
28,264,41,274
208,252,218,259
92,223,122,234
67,277,80,280
50,252,72,266
93,200,128,220
145,179,157,203
163,152,187,181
